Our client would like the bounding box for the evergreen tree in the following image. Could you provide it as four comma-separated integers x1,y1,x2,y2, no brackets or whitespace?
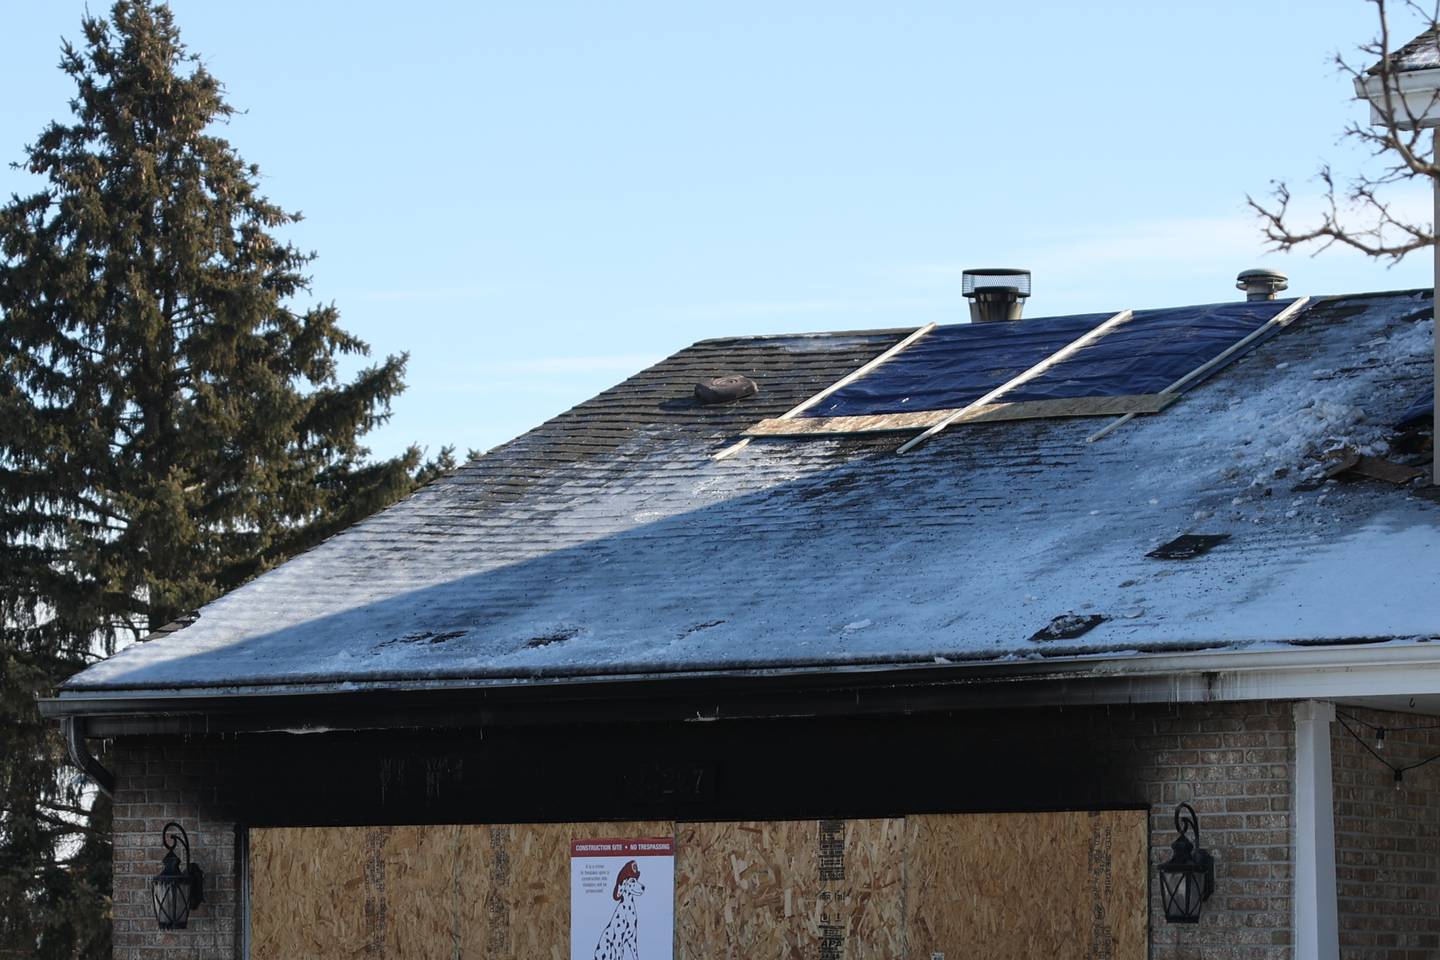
0,4,449,954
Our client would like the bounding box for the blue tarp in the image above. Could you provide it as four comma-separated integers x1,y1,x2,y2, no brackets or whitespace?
801,299,1297,418
1396,393,1434,430
805,312,1112,418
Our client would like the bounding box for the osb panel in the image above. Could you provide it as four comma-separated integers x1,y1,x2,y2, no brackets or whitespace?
904,810,1148,960
253,821,670,960
675,818,905,960
382,825,462,960
455,820,672,960
250,826,373,959
255,811,1145,960
744,394,1175,436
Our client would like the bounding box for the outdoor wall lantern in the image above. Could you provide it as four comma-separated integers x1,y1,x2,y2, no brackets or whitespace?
1157,802,1214,923
151,822,204,929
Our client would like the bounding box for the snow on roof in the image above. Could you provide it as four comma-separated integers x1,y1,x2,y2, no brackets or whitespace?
61,290,1440,695
1384,28,1440,73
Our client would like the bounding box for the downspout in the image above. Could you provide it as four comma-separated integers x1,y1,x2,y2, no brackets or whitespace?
62,716,115,797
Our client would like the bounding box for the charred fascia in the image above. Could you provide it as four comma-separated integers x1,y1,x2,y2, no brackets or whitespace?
37,639,1440,738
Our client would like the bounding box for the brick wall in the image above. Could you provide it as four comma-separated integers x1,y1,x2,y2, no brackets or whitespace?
1126,701,1296,960
110,741,240,960
1332,705,1440,960
105,700,1299,960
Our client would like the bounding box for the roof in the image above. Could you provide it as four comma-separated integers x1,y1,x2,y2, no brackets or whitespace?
56,289,1440,700
1375,28,1440,74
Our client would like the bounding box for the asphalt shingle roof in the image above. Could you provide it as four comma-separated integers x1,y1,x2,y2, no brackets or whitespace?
1383,28,1440,73
60,290,1440,695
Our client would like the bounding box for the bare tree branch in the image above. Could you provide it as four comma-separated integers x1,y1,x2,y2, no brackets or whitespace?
1250,0,1438,261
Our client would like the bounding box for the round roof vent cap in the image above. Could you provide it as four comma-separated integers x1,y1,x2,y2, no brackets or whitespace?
695,375,759,405
1236,268,1288,301
961,268,1031,298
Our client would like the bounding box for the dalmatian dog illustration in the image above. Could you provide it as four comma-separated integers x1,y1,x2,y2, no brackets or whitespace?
592,859,645,960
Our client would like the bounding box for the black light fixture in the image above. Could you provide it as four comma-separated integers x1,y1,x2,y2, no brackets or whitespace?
1157,802,1214,923
151,822,204,929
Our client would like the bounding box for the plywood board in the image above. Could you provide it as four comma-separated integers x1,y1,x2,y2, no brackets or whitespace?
904,809,1148,960
675,818,905,960
250,825,375,959
743,394,1177,436
383,825,461,960
456,820,671,960
252,821,670,960
253,810,1146,960
454,824,520,960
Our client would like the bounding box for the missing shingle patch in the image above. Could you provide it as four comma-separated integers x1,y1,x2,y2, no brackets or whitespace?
1030,613,1107,643
377,629,466,649
1147,533,1230,560
525,628,579,648
678,620,726,640
151,611,201,636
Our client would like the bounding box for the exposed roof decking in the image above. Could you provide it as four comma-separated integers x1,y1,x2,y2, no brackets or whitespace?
60,291,1440,695
1384,28,1440,73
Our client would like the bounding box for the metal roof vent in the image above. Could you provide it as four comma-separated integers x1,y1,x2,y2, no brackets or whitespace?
962,268,1031,323
1236,268,1288,302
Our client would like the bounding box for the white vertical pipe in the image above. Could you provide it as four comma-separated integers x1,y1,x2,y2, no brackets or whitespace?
1292,700,1339,960
1433,128,1438,486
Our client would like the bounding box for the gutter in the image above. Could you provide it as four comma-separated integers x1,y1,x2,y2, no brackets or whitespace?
36,640,1440,737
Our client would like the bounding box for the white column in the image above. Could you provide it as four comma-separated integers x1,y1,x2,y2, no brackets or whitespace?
1432,127,1438,486
1292,700,1338,960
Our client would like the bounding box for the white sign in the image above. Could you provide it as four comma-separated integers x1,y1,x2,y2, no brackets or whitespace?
570,837,675,960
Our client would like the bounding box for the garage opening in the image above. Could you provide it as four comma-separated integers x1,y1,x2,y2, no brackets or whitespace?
249,810,1146,959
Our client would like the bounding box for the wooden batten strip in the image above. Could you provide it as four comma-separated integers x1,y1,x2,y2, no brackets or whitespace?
744,393,1177,436
895,309,1136,454
1085,294,1313,443
714,322,938,460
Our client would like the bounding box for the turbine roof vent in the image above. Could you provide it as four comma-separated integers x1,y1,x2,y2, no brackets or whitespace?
962,268,1031,323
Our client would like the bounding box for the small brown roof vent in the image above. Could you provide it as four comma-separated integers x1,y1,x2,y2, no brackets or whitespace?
695,375,759,405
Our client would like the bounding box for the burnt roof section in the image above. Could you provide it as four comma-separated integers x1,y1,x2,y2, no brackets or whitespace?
1372,27,1440,74
463,329,905,505
57,290,1440,697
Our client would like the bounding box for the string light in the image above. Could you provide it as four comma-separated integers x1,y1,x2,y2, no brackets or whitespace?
1335,711,1440,791
1337,710,1440,735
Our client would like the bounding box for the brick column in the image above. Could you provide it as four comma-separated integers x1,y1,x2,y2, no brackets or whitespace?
110,742,240,960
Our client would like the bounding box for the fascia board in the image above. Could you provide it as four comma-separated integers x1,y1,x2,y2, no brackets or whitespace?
39,640,1440,734
1355,69,1440,128
1061,642,1440,702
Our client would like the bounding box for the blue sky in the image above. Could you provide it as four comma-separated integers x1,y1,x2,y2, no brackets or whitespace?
3,1,1434,461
